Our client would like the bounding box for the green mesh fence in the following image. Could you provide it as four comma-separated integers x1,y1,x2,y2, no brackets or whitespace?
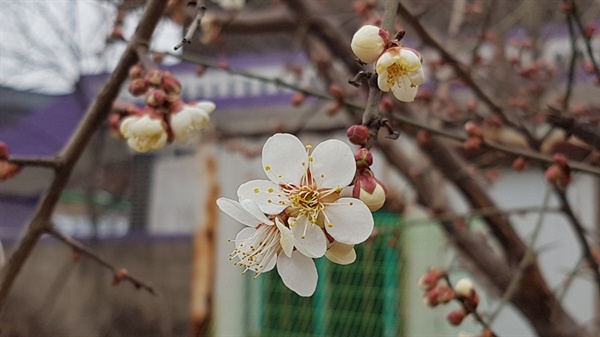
257,212,405,337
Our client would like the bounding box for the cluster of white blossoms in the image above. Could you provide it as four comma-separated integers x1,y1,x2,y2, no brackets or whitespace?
351,25,425,102
218,133,375,296
117,67,216,153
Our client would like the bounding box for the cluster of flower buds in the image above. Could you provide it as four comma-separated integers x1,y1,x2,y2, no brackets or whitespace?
350,25,425,102
463,121,484,150
419,269,481,328
0,141,21,181
545,153,572,188
113,64,216,153
346,125,387,212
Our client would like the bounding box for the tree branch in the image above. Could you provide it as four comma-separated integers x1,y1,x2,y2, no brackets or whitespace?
0,0,169,313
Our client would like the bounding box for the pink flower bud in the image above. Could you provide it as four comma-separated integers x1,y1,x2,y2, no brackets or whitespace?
0,141,9,160
417,268,446,290
146,89,167,107
447,308,467,326
436,284,456,304
0,160,21,181
354,148,373,167
424,289,440,307
347,125,370,146
544,164,571,187
464,121,483,139
353,174,387,212
128,78,148,96
454,278,479,310
329,85,344,101
512,157,528,171
290,92,306,106
552,153,569,167
145,69,163,87
161,75,182,95
128,64,145,79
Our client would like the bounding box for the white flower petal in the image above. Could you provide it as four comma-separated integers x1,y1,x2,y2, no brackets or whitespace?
325,242,357,265
276,218,295,257
408,67,425,86
399,48,422,72
261,253,277,273
195,101,216,114
391,75,418,102
323,198,374,245
217,198,261,227
234,227,256,248
311,139,356,189
291,215,327,258
237,180,287,215
239,199,273,225
376,51,395,70
262,133,308,185
377,71,392,92
277,250,318,297
351,25,385,64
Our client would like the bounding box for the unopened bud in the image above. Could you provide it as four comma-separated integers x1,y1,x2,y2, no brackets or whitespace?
545,164,571,187
145,69,163,87
354,148,373,167
128,78,148,96
463,137,483,150
290,92,306,106
0,160,21,181
146,89,167,107
161,75,182,95
447,308,468,326
112,268,128,286
424,289,440,307
353,175,387,212
512,156,528,171
454,278,474,298
128,64,145,79
351,25,387,64
464,121,483,138
348,125,371,146
436,284,455,304
417,268,446,290
329,85,344,101
0,141,9,160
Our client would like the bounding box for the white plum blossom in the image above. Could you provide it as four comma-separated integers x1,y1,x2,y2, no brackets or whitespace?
237,133,374,259
376,46,425,102
351,25,387,64
217,198,318,296
170,101,216,144
119,115,168,153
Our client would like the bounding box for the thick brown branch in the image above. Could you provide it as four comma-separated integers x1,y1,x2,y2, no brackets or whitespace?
547,111,600,152
7,156,60,169
0,0,169,312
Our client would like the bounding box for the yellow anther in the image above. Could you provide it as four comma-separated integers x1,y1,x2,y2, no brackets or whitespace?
265,165,271,171
254,188,260,193
268,188,274,193
327,223,333,228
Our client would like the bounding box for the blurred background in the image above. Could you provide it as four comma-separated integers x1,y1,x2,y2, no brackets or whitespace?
0,0,598,336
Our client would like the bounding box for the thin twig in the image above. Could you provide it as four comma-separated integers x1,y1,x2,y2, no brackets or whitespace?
487,187,552,325
566,0,600,80
562,13,578,112
7,156,60,169
45,226,156,295
174,1,207,50
555,187,600,289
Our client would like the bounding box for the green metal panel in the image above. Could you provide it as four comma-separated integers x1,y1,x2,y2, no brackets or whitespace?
257,212,404,337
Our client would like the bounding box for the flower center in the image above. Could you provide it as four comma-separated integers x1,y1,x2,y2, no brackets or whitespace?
385,62,408,84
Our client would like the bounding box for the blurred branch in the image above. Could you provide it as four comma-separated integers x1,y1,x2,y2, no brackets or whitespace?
488,187,552,325
174,0,206,50
395,1,541,149
46,226,156,295
0,0,169,313
563,13,578,112
163,50,600,176
565,0,600,80
547,108,600,152
555,187,600,289
7,156,60,169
